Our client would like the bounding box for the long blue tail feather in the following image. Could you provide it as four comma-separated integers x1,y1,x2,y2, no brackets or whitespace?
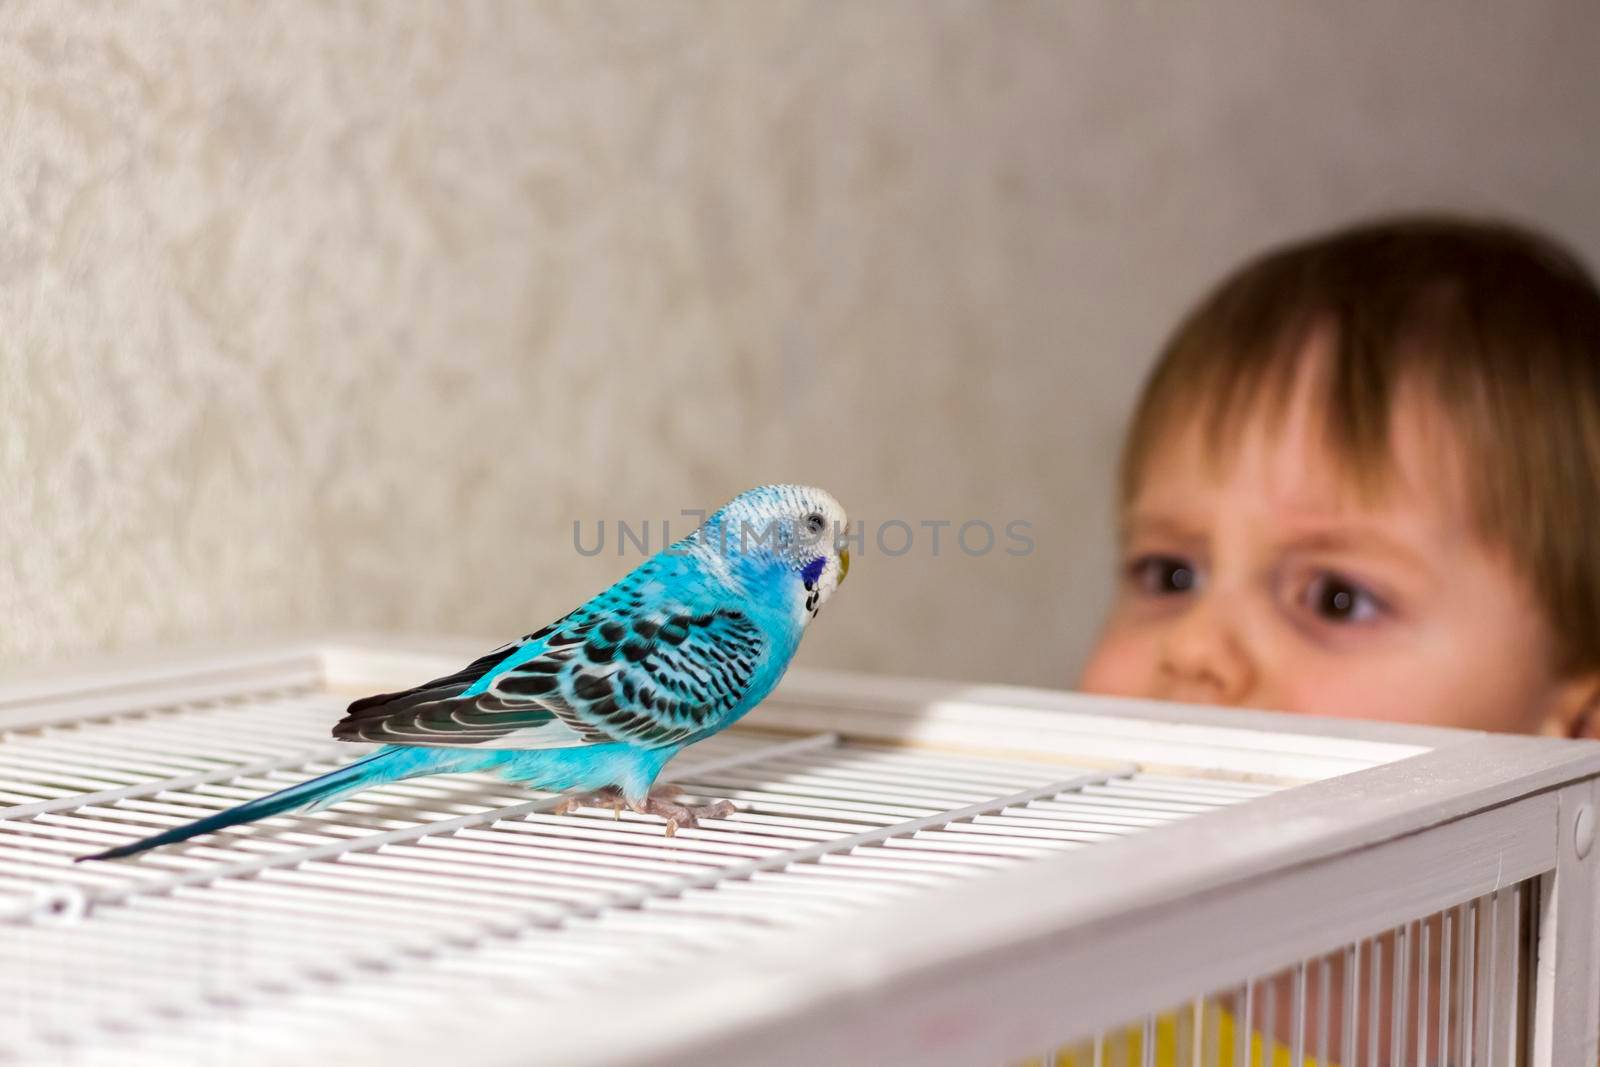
77,749,400,862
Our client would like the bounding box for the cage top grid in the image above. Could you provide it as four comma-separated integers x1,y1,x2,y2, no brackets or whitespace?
2,640,1597,1067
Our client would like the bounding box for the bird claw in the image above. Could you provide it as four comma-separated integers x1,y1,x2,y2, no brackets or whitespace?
631,792,736,836
554,787,734,834
553,786,626,817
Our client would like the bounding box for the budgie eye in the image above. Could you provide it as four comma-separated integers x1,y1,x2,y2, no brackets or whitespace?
803,512,826,536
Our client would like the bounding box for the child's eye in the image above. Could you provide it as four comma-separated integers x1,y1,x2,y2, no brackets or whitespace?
1127,554,1198,596
1299,571,1386,624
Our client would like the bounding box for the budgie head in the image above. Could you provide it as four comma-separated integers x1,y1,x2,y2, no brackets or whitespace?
695,484,850,623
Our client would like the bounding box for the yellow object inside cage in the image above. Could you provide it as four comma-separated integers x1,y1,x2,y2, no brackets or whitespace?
1043,1010,1328,1067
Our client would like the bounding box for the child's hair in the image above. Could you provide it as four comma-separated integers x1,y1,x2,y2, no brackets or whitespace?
1122,215,1600,673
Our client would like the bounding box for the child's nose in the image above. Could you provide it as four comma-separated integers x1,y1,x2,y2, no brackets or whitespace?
1156,595,1257,706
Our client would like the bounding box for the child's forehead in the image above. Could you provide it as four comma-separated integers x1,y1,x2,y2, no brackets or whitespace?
1126,371,1474,529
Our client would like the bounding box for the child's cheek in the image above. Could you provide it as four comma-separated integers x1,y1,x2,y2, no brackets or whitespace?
1076,627,1158,698
1272,656,1476,728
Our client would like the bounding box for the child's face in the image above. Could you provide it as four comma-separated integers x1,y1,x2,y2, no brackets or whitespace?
1079,354,1585,735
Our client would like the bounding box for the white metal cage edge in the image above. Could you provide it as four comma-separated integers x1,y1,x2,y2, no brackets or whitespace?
0,639,1597,1067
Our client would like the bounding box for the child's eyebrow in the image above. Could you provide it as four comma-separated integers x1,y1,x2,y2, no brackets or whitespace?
1119,512,1206,545
1277,526,1432,571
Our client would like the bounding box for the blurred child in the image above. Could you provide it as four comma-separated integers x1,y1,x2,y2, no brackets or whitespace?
1082,215,1600,737
1073,215,1600,1065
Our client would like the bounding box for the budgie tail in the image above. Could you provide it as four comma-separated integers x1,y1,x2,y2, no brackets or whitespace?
77,749,404,862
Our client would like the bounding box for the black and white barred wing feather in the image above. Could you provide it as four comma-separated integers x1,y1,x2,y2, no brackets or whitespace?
333,605,767,751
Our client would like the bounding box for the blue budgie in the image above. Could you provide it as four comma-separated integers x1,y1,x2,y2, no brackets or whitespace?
81,485,850,861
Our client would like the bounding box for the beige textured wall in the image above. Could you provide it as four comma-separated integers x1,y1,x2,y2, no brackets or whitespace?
4,2,1599,687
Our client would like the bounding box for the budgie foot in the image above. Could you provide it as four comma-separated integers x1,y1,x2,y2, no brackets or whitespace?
553,786,627,819
631,791,736,836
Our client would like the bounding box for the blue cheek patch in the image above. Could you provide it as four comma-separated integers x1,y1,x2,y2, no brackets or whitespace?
800,556,826,588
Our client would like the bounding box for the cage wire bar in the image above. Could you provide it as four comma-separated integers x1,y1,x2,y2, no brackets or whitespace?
1045,885,1538,1067
0,642,1598,1067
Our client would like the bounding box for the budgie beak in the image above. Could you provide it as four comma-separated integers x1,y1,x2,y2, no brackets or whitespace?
838,549,850,584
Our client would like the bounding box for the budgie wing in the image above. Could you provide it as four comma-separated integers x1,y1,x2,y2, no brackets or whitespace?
333,606,767,750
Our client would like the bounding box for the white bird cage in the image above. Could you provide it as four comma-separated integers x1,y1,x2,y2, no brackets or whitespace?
2,640,1599,1067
